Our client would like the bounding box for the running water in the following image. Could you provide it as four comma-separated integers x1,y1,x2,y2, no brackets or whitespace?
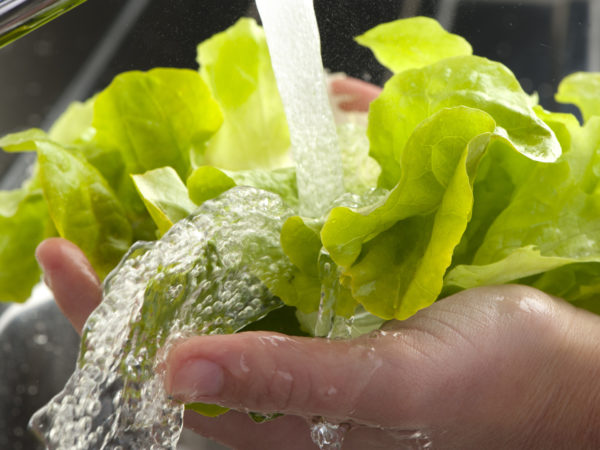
255,0,344,218
29,188,295,448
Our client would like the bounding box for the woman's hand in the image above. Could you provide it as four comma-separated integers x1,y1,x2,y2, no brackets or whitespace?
37,238,600,449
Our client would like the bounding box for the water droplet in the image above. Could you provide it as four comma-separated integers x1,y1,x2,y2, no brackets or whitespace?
27,385,39,396
309,417,350,450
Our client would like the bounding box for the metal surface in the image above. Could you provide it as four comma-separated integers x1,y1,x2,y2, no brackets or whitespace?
0,0,87,47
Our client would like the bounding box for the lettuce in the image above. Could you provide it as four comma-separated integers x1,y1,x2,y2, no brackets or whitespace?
556,72,600,123
0,185,51,302
355,16,472,74
1,16,599,327
132,167,197,236
197,18,291,170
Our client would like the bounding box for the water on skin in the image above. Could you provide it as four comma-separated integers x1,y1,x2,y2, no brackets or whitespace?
29,187,295,449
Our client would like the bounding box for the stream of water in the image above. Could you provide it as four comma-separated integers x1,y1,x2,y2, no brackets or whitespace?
30,188,295,448
255,0,344,218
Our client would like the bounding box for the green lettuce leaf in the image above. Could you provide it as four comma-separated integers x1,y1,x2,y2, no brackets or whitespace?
451,138,539,266
279,216,322,314
446,117,600,299
322,107,496,266
1,130,132,279
472,157,600,267
50,97,127,193
355,16,472,74
529,263,600,314
187,166,298,209
132,167,197,236
445,246,581,291
93,68,223,180
368,55,561,189
0,187,52,302
49,97,96,146
197,17,291,170
556,72,600,123
322,107,496,319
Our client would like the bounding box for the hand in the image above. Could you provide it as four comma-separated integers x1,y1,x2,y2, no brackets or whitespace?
37,238,600,449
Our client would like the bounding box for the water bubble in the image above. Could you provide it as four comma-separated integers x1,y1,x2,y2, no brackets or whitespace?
85,399,102,417
309,417,350,450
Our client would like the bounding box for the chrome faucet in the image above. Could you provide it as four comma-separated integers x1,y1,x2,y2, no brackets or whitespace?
0,0,87,48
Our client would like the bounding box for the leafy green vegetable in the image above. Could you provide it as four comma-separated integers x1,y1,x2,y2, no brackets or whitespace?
445,115,600,294
1,130,132,279
185,402,229,417
355,16,472,74
132,167,197,236
0,186,51,302
187,165,298,209
186,166,236,205
94,68,222,179
366,55,561,189
197,17,291,170
556,72,600,123
323,107,496,318
49,97,96,146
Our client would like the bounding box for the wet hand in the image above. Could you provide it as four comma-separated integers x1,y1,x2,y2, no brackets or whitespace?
37,238,600,449
164,285,600,449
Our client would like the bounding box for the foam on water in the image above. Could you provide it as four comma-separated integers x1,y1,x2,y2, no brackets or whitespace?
30,187,295,449
255,0,344,218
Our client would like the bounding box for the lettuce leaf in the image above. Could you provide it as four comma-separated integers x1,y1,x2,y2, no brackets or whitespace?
368,55,561,189
132,167,197,236
187,166,298,209
197,18,291,170
94,68,223,180
1,130,132,279
556,72,600,123
322,107,496,319
355,16,472,74
0,186,52,302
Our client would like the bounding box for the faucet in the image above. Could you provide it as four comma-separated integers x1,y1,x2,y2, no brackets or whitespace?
0,0,87,48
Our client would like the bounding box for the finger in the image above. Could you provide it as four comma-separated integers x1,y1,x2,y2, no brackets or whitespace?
184,409,426,450
36,238,102,334
329,77,381,111
165,331,420,427
184,410,317,450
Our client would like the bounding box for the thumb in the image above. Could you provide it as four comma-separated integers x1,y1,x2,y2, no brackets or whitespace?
165,331,421,427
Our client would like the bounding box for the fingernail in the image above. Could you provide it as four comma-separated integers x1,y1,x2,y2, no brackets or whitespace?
169,359,224,402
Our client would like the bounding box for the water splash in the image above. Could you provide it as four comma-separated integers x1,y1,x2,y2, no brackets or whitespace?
29,187,295,449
